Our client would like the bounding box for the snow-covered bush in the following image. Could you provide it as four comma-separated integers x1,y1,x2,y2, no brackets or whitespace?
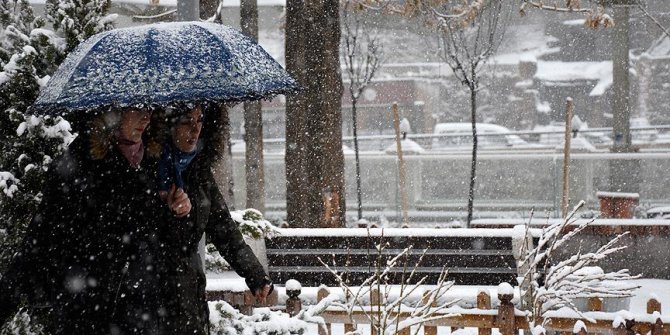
205,208,277,273
0,1,114,333
0,0,114,275
0,308,45,335
231,208,277,240
320,231,457,335
518,201,640,326
209,301,307,335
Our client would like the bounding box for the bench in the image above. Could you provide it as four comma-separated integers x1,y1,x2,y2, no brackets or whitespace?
265,228,535,286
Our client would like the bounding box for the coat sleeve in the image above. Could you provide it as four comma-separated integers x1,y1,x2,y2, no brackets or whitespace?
204,174,271,293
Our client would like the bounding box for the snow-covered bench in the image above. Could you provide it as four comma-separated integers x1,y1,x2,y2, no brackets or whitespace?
265,228,530,286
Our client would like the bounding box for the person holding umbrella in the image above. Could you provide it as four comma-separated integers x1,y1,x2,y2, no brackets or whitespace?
110,103,272,335
1,20,296,334
0,107,162,334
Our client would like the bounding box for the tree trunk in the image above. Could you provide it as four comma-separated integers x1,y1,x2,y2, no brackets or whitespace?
241,0,265,212
609,1,640,193
211,105,236,208
352,100,363,221
200,0,218,19
466,84,478,228
198,1,235,207
286,0,345,228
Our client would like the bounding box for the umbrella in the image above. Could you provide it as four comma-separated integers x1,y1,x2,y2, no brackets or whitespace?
31,21,299,115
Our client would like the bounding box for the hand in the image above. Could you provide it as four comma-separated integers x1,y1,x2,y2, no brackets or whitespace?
254,284,273,300
167,184,192,218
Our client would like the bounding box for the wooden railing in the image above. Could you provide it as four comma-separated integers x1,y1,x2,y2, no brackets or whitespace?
280,286,670,335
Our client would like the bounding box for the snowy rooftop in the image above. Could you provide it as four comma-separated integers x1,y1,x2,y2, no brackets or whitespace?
535,61,613,97
645,35,670,59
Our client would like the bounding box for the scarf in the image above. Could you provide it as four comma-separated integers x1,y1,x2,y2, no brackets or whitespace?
158,142,198,192
116,138,144,169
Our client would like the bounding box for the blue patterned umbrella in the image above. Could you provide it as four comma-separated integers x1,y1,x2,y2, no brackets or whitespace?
31,21,299,115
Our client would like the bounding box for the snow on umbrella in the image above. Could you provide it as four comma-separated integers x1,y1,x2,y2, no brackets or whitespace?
31,21,299,115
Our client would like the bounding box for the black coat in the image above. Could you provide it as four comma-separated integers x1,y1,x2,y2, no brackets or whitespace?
111,156,270,335
0,136,158,335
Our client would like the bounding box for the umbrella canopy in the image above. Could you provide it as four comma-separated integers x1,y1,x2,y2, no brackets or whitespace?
31,21,299,115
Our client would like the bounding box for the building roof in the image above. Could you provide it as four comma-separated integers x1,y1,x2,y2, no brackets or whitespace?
646,35,670,59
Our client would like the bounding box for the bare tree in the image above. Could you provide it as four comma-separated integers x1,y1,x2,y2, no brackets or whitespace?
286,0,345,228
434,0,509,227
341,0,382,221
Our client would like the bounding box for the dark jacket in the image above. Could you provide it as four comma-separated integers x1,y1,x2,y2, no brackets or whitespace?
111,154,270,335
0,130,159,334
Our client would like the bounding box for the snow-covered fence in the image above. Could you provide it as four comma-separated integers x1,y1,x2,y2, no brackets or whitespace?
281,285,670,335
206,288,278,315
264,228,536,286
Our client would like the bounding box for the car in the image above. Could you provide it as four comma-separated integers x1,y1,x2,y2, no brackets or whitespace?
431,123,529,150
534,124,612,148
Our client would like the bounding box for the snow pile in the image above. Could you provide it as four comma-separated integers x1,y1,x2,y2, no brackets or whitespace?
209,301,308,335
384,139,425,154
497,283,514,296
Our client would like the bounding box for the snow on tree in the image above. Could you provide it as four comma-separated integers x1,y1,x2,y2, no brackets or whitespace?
0,0,113,274
517,201,640,327
45,0,116,53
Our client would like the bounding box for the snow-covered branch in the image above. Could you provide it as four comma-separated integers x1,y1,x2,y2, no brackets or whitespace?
519,201,640,327
320,230,457,335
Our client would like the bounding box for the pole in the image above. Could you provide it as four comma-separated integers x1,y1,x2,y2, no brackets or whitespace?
392,103,409,227
177,0,200,21
178,0,202,267
609,0,640,194
561,97,574,218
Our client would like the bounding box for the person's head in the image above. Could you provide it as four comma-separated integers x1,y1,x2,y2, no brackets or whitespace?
171,104,203,153
118,108,152,143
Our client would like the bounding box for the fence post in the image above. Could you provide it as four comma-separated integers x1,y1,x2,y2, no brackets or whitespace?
285,280,302,317
423,291,438,335
497,285,515,335
317,287,331,335
371,288,381,335
647,297,661,314
241,290,254,315
613,318,635,335
588,297,603,312
478,290,492,335
651,312,663,335
574,320,587,335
